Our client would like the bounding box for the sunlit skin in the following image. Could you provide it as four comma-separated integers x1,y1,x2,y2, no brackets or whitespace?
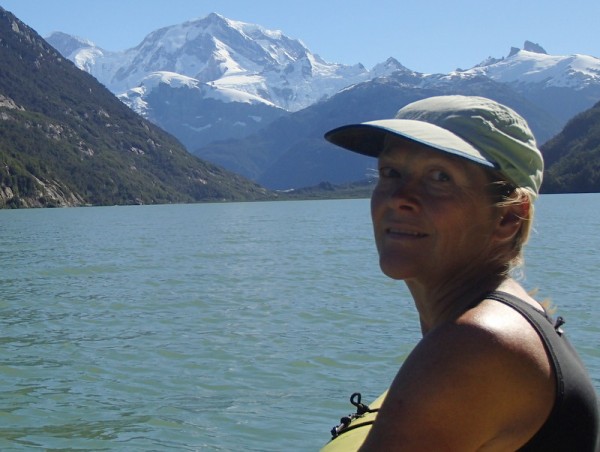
373,143,497,288
371,138,513,330
360,138,555,451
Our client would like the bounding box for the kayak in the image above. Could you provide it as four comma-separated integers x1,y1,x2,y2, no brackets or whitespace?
320,391,388,452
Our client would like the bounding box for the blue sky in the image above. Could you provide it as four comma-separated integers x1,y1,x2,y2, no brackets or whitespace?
2,0,599,74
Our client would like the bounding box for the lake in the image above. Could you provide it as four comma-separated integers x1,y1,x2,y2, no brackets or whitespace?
1,194,599,450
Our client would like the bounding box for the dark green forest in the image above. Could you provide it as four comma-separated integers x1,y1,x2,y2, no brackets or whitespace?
541,100,600,194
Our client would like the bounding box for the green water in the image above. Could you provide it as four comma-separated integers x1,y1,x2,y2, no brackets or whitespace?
1,196,598,450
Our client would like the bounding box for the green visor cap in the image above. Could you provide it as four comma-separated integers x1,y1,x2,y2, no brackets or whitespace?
325,95,544,199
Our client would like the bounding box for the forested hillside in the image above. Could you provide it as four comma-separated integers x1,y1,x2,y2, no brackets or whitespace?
0,8,273,208
542,100,600,193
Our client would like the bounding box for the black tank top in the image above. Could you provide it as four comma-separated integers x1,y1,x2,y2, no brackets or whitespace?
487,292,599,451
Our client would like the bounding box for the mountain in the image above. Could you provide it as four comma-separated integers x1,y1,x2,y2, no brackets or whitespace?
0,8,273,208
541,99,600,193
47,15,600,191
120,71,288,151
191,42,600,190
456,40,600,125
198,74,560,189
46,13,374,111
45,13,398,151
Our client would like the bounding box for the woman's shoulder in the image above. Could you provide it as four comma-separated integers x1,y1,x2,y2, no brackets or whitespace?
366,298,555,450
423,297,554,393
447,292,555,389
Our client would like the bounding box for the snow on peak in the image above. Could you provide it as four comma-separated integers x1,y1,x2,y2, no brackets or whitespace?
371,57,411,77
50,12,377,111
50,15,600,115
46,31,96,56
140,71,200,90
216,13,284,40
464,42,600,88
117,69,277,117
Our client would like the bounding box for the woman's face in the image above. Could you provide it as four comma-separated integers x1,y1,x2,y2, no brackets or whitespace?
370,138,500,285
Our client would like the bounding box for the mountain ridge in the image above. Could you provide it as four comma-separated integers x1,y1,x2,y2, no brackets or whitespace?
48,12,375,112
44,13,600,193
48,17,600,114
0,7,274,208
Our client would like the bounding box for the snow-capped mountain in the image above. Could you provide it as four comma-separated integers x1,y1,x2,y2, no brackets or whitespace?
46,16,600,190
48,14,600,119
47,13,374,112
454,41,600,89
46,12,406,150
186,39,600,190
412,40,600,127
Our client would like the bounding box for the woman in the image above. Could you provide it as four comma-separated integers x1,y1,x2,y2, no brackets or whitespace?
321,96,599,451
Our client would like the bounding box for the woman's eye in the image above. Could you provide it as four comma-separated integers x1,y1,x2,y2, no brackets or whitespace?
430,170,451,182
379,167,401,178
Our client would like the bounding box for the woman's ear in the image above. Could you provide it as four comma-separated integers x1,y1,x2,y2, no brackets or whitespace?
493,199,529,244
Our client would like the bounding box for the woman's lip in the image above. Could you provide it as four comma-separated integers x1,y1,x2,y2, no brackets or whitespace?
385,227,428,238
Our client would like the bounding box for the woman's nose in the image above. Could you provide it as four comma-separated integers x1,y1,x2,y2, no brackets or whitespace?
387,178,421,211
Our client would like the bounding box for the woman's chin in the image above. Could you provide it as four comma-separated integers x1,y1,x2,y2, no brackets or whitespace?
379,260,417,281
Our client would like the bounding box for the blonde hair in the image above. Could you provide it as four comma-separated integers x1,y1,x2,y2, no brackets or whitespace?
487,180,536,273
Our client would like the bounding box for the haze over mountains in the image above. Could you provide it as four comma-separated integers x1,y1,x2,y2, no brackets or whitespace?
46,13,600,191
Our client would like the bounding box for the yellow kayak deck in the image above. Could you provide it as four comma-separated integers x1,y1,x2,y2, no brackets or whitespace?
321,391,388,452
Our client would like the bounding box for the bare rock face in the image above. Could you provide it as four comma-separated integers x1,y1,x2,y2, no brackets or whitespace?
523,41,548,54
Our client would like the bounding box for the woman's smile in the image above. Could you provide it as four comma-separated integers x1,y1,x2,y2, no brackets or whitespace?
385,226,428,239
